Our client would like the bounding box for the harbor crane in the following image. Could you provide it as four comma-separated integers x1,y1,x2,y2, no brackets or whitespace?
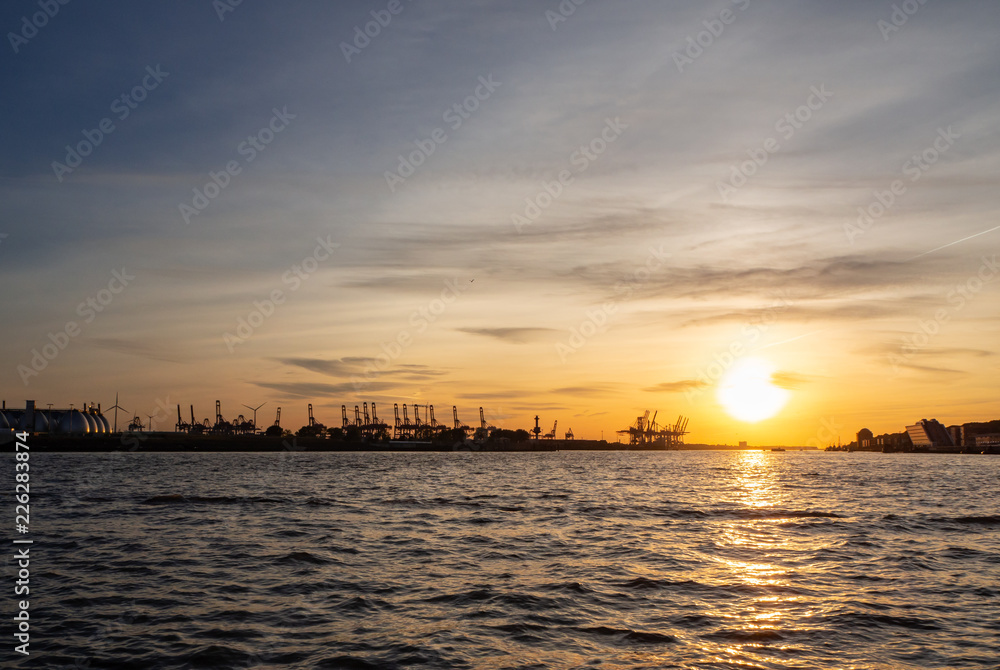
543,420,557,439
212,400,235,434
616,410,689,447
176,404,190,433
189,405,206,435
453,406,472,435
264,407,283,436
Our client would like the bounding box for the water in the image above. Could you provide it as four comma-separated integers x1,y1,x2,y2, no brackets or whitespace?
5,450,1000,669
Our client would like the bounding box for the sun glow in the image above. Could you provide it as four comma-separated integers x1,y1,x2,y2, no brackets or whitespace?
717,357,790,423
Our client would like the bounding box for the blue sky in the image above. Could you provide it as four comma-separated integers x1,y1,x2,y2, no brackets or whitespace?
2,0,999,442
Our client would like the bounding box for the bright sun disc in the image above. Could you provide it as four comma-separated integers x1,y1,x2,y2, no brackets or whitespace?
717,357,790,422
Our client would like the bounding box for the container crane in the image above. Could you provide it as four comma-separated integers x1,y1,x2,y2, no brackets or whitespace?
176,404,190,433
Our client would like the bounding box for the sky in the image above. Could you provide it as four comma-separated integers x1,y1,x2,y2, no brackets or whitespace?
1,0,998,445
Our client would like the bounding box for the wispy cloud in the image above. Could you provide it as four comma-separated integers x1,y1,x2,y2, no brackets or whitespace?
457,327,555,343
254,381,397,398
643,380,708,393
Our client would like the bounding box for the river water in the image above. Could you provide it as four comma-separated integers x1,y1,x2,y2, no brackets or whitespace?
5,450,999,669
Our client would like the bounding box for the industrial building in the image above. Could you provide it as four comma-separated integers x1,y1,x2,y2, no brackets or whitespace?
1,400,110,435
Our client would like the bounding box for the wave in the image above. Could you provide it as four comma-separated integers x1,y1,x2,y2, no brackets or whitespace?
577,625,679,644
703,628,786,643
616,576,706,591
667,508,843,520
275,551,333,565
950,515,1000,525
141,494,284,505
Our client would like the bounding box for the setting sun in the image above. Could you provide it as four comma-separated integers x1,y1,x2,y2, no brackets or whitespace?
716,357,790,423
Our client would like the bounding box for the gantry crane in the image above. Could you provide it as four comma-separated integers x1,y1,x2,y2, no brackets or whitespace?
616,410,689,447
176,404,190,433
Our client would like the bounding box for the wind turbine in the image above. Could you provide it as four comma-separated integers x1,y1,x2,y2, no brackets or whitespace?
242,402,266,433
107,393,128,433
146,414,157,433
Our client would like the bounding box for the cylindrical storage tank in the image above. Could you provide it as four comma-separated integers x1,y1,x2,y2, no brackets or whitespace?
48,411,63,433
97,414,111,433
19,412,48,433
3,411,21,430
59,410,90,434
83,412,99,433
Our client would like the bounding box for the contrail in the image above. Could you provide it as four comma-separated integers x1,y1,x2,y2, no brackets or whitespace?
907,224,1000,261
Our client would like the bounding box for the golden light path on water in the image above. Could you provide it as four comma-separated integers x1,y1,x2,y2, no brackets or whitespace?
707,450,805,666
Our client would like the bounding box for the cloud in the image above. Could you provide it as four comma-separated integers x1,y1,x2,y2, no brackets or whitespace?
643,380,708,393
253,381,397,398
86,337,183,364
891,363,966,376
273,357,361,377
273,358,449,380
455,390,531,400
771,372,812,390
458,327,556,343
549,385,620,397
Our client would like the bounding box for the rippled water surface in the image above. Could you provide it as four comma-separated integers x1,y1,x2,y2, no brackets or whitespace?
7,450,1000,669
